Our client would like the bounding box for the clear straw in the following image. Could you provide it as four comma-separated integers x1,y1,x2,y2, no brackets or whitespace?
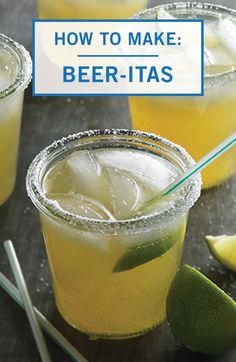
161,132,236,196
0,269,88,362
4,240,52,362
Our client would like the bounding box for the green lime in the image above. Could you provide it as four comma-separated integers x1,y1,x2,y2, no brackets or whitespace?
166,265,236,355
205,64,235,76
204,31,220,48
206,234,236,272
113,235,176,273
113,225,185,273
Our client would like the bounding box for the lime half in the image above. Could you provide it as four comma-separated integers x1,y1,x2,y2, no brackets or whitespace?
167,265,236,355
206,234,236,272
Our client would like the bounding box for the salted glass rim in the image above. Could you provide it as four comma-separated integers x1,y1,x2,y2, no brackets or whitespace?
26,129,201,234
0,33,32,100
134,2,236,83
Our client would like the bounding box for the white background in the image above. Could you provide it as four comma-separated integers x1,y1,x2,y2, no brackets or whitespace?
34,20,203,95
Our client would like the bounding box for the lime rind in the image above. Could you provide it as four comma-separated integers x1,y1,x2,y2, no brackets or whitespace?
113,233,177,272
206,235,236,272
167,265,236,355
113,224,185,272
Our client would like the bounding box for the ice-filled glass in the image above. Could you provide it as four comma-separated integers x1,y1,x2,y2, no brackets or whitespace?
129,3,236,189
0,34,31,206
37,0,147,19
26,129,201,338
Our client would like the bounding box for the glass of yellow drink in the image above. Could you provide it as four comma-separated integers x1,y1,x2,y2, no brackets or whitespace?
0,34,31,206
129,3,236,189
27,130,201,338
37,0,147,19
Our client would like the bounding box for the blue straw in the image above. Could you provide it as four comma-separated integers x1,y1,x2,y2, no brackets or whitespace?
161,132,236,196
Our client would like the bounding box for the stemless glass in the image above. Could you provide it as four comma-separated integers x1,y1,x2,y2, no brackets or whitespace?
26,129,201,339
37,0,147,19
0,34,32,206
129,3,236,189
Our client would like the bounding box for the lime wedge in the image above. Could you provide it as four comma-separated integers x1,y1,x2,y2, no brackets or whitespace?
205,33,219,48
206,234,236,272
167,265,236,355
205,64,235,76
113,225,184,272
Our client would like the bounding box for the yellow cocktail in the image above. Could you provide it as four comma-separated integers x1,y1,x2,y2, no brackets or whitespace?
27,130,201,338
129,3,236,188
0,34,31,206
37,0,147,19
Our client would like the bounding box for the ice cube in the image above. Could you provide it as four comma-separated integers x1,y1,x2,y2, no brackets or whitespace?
48,192,114,220
0,50,18,92
204,20,221,49
45,192,112,251
219,17,236,61
204,18,236,76
43,162,76,194
104,153,177,220
66,150,111,208
96,149,178,192
105,167,145,219
204,48,214,67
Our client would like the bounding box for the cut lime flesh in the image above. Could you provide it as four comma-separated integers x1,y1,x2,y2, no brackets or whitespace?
206,234,236,272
